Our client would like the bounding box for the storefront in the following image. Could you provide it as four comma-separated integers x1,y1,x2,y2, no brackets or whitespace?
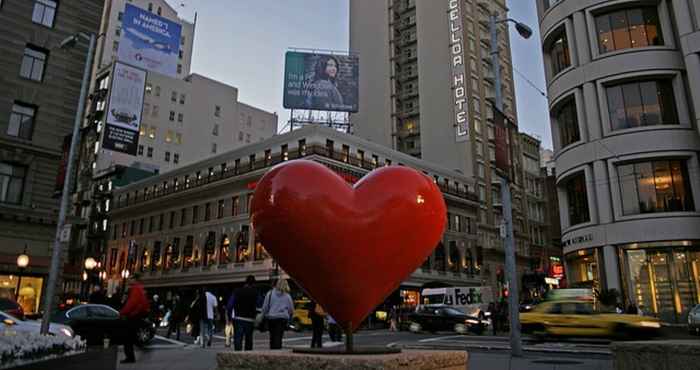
0,274,44,315
564,248,600,290
619,241,700,323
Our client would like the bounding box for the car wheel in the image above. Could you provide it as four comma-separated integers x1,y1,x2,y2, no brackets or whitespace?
454,323,468,335
409,322,422,333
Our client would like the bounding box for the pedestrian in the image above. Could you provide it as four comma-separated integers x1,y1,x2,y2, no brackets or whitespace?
118,273,150,364
224,293,235,347
166,294,183,340
186,290,203,345
389,306,398,332
488,302,498,335
262,279,294,350
327,315,342,342
232,275,258,351
88,286,107,305
309,300,325,348
202,288,217,347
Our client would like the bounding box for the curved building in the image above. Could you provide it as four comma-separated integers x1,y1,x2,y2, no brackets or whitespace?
537,0,700,322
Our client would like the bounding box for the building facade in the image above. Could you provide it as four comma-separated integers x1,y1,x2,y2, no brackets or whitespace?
0,0,104,314
106,125,483,306
64,0,277,297
538,0,700,322
349,0,534,295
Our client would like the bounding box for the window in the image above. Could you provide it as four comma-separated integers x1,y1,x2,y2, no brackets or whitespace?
238,131,244,141
152,105,159,117
179,94,185,104
115,27,121,36
145,83,152,94
214,106,221,117
112,41,119,52
249,154,255,170
147,147,153,158
7,103,36,140
173,153,179,164
606,79,677,130
175,133,182,144
164,151,170,162
148,127,156,139
212,124,219,136
204,202,211,221
148,3,153,11
157,6,161,15
169,111,175,121
177,113,183,122
565,173,590,226
169,211,175,229
341,145,350,163
20,45,48,81
177,64,182,74
32,0,57,27
138,145,144,156
298,139,307,156
548,28,570,76
180,208,187,226
553,97,580,147
282,144,289,161
118,11,123,21
0,163,26,204
596,7,663,54
211,143,217,154
232,196,240,216
218,200,225,219
171,91,177,102
166,130,173,143
155,86,160,96
179,50,183,59
192,205,199,223
245,133,251,143
326,140,334,155
618,159,694,215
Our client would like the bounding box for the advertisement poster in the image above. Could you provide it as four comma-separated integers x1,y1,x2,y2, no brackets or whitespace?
494,108,510,176
118,3,182,77
283,51,359,112
103,62,146,155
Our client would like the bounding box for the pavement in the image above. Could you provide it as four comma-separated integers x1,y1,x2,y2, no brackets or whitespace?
112,326,695,369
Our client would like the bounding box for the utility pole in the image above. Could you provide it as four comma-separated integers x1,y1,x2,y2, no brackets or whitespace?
489,12,532,357
41,33,96,335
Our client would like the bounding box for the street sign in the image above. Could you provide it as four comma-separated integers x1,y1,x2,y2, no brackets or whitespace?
499,222,506,238
60,224,72,243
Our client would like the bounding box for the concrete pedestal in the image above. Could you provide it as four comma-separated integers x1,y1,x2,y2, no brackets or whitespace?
217,349,467,370
612,340,700,370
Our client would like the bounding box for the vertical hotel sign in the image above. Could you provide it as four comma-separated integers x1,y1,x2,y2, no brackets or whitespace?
102,62,146,155
448,0,468,141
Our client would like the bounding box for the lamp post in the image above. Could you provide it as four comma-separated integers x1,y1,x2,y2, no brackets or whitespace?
15,246,29,301
488,12,532,357
41,32,96,335
82,257,97,300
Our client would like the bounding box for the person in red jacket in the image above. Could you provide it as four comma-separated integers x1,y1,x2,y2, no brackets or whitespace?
119,273,150,364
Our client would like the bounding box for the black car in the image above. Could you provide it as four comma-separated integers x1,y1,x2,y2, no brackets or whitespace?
52,304,156,346
408,306,486,335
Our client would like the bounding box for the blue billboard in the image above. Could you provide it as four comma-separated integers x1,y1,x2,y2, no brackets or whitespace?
118,3,182,77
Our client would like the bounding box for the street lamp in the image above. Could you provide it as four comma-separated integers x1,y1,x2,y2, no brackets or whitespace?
41,31,97,335
84,257,97,271
488,12,532,358
15,246,29,300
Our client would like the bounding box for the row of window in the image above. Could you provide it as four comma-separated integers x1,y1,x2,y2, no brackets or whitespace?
446,213,475,234
554,77,678,148
564,159,694,227
114,194,254,240
136,145,180,163
547,5,663,77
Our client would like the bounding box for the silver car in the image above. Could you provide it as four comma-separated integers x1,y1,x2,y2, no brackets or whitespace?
688,304,700,335
0,310,74,338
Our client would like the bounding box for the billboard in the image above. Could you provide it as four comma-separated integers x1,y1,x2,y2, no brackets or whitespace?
283,51,358,112
118,3,182,77
102,62,146,155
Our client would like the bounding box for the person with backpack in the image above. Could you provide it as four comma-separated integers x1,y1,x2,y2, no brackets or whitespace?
309,300,326,348
232,275,259,351
119,274,150,364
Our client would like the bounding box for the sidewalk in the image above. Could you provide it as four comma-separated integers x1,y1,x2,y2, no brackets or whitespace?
469,351,612,370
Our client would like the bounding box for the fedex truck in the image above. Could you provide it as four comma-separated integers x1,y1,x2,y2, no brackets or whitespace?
420,286,493,318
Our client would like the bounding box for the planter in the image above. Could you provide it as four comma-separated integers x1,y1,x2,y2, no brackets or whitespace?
4,347,117,370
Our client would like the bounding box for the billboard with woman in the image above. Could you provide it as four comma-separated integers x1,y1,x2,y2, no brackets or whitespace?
283,51,359,112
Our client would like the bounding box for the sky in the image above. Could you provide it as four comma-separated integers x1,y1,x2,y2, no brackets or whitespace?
172,0,552,149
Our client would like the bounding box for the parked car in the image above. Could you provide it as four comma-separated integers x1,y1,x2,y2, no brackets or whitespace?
521,300,662,339
52,304,155,346
688,304,700,335
408,306,485,335
0,298,24,320
0,310,73,338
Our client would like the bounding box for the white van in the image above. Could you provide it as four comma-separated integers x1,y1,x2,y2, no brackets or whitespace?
420,286,493,318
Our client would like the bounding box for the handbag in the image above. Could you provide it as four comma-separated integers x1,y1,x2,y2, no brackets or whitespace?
256,313,268,332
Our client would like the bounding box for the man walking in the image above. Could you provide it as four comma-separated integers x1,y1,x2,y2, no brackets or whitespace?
119,274,150,364
232,275,258,351
202,288,218,347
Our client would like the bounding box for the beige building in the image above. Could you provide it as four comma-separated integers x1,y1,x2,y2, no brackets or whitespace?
106,125,482,305
350,0,533,294
538,0,700,322
0,0,104,314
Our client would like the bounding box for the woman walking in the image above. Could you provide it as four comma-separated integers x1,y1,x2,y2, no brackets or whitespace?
309,300,326,348
261,279,294,350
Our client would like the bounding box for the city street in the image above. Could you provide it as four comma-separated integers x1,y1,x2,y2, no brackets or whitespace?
110,326,689,370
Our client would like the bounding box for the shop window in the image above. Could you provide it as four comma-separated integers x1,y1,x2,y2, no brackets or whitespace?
0,276,43,314
203,232,216,267
183,236,194,268
595,7,663,54
564,173,590,226
552,97,579,148
618,159,694,215
606,79,678,130
236,226,250,263
219,235,230,264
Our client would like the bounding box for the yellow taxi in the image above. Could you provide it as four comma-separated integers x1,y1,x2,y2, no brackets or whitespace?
520,300,662,338
290,299,313,331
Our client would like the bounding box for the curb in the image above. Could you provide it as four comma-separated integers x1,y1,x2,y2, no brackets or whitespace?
403,344,612,356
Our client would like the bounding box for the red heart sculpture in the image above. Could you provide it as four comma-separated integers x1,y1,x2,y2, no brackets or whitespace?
251,160,446,332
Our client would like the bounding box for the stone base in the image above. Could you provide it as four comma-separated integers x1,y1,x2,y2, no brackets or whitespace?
612,340,700,370
217,349,467,370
